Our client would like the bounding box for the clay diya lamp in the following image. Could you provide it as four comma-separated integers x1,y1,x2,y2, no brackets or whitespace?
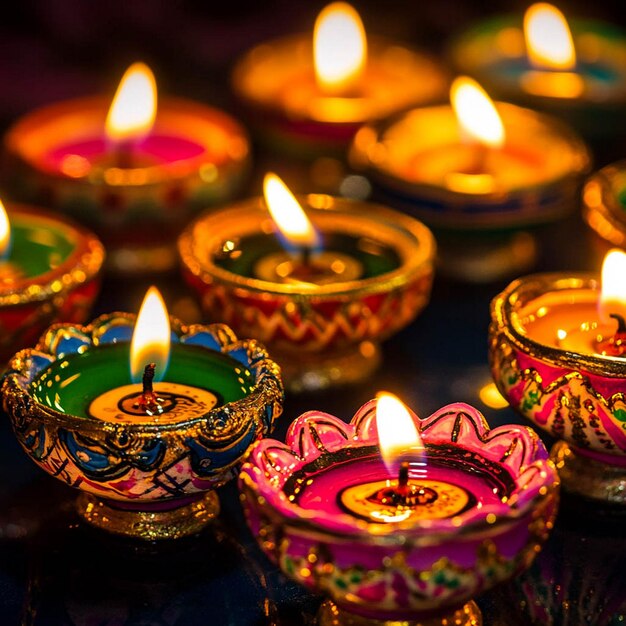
448,3,626,144
350,76,590,282
232,2,447,158
1,287,283,540
3,62,250,273
178,173,435,392
489,249,626,504
239,394,559,626
0,198,104,362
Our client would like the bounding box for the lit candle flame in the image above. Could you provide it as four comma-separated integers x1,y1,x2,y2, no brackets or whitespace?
313,2,367,94
450,76,505,149
524,3,576,70
263,173,321,249
130,286,171,383
0,199,11,259
599,249,626,324
106,62,157,144
376,392,423,475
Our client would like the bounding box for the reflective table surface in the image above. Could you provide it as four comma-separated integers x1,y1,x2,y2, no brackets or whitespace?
1,1,626,624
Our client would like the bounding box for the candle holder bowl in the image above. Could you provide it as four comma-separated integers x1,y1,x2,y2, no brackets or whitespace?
1,313,283,540
350,104,590,282
232,34,447,158
489,274,626,504
178,194,435,392
3,96,250,274
448,15,626,143
239,400,559,626
0,204,104,362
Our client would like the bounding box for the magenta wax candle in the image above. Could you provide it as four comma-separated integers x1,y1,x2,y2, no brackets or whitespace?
3,63,250,273
239,398,559,624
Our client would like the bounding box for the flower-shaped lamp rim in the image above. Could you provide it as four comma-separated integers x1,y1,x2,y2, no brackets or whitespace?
2,311,284,442
178,194,436,297
240,400,557,544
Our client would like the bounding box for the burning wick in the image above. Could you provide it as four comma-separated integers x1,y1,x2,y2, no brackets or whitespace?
367,461,438,508
596,313,626,357
135,362,162,414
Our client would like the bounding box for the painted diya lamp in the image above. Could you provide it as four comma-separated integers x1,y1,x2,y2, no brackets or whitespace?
582,159,626,262
350,76,590,282
179,173,435,392
239,394,559,626
3,62,250,274
489,249,626,504
448,3,626,143
1,287,283,540
231,2,447,158
0,199,104,362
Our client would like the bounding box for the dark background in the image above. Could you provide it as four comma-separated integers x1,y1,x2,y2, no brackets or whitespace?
0,1,625,625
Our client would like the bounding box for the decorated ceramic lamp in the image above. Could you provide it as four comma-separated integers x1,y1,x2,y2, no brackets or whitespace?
3,62,250,274
448,3,626,142
350,76,590,282
232,2,447,158
239,394,559,626
582,159,626,262
179,173,435,392
1,287,283,540
489,250,626,504
0,199,104,362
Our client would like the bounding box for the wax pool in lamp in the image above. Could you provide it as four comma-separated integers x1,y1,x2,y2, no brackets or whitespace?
31,287,254,425
449,3,626,141
232,2,446,156
0,201,76,283
516,249,626,357
3,62,249,273
214,173,400,286
285,394,511,525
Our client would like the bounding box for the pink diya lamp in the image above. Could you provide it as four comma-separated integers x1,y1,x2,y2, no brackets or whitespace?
0,198,104,362
232,2,447,158
3,62,249,274
239,393,559,626
490,249,626,504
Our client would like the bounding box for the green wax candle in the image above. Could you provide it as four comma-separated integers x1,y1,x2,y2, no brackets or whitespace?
214,232,400,280
3,214,76,280
31,342,254,424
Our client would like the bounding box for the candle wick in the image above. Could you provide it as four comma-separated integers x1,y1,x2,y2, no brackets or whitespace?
610,313,626,335
301,246,311,268
139,362,159,412
397,461,409,496
115,141,133,169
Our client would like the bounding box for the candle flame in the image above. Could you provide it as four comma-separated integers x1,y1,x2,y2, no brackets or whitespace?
524,3,576,70
0,199,11,259
313,2,367,94
263,173,320,249
450,76,505,149
106,62,157,144
599,249,626,324
130,286,171,383
376,392,423,475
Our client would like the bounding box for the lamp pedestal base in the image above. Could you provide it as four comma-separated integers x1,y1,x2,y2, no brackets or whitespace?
551,441,626,504
276,341,381,393
77,491,220,540
317,599,482,626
